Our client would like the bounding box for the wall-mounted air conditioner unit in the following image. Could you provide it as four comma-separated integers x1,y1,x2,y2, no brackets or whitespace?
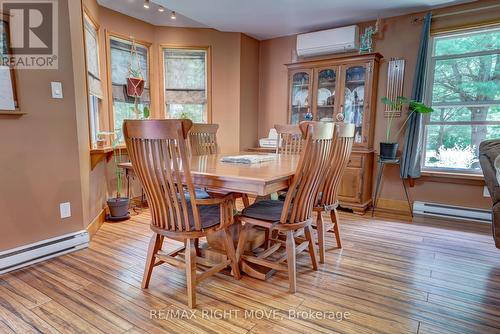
296,25,359,58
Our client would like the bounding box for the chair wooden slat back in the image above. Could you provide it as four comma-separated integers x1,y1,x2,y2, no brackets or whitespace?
318,122,355,207
280,122,335,224
124,119,202,232
274,124,304,155
189,123,219,156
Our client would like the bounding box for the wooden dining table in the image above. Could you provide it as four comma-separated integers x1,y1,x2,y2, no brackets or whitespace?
118,152,299,197
119,152,299,280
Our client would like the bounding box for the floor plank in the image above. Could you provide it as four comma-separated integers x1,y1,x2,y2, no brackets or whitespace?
1,207,500,334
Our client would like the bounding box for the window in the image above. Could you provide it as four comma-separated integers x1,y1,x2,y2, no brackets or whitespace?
163,48,209,122
423,26,500,173
83,13,103,148
109,35,150,143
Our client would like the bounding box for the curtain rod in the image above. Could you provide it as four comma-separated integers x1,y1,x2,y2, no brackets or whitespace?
433,3,500,19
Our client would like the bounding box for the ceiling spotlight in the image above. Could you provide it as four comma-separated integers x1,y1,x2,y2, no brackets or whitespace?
158,6,165,12
170,11,177,19
143,0,150,9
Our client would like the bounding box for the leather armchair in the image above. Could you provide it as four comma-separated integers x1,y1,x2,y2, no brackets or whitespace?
479,139,500,248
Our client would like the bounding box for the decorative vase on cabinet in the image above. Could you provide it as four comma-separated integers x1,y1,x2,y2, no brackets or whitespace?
287,53,382,214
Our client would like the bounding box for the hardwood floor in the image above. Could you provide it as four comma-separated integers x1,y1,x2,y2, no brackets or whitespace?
1,205,500,333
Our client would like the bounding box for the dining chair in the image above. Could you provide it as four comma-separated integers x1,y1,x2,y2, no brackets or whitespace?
188,122,250,207
123,119,240,309
236,121,335,293
272,124,304,203
189,123,219,156
274,124,304,155
314,122,355,263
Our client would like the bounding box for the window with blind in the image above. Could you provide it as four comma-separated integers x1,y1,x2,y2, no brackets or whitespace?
83,14,102,148
109,36,150,143
423,26,500,173
163,48,209,123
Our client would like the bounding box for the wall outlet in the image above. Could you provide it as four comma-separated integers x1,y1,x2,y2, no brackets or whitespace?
60,202,71,219
51,81,63,99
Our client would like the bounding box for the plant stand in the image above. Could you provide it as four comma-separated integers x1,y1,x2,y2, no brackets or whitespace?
371,157,413,217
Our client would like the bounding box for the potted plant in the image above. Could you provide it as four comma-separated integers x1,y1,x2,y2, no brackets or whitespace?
95,133,107,148
380,96,434,160
106,132,130,221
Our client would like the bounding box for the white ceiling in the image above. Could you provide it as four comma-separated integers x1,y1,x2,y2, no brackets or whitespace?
98,0,475,40
97,0,207,28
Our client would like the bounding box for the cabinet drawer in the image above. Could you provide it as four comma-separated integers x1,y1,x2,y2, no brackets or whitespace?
347,155,363,168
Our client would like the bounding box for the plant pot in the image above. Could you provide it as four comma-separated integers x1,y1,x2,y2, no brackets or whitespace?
126,77,145,97
107,197,130,219
96,139,106,148
380,142,399,160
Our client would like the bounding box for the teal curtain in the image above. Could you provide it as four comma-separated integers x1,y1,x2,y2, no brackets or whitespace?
400,12,432,179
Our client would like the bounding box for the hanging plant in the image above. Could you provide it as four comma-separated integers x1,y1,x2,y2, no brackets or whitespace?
126,68,145,98
126,39,145,119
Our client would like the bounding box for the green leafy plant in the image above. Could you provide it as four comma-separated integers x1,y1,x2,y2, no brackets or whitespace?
381,96,434,142
143,106,150,119
98,131,125,198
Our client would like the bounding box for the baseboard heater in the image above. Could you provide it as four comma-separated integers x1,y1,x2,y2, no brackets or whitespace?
0,230,89,275
413,201,491,223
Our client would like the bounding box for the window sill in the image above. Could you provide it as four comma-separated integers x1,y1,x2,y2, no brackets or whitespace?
0,110,26,118
420,170,484,186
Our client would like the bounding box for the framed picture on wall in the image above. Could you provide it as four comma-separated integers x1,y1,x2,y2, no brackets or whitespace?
0,12,19,111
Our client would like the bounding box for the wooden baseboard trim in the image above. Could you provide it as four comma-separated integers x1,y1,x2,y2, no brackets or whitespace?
373,198,412,218
86,209,106,238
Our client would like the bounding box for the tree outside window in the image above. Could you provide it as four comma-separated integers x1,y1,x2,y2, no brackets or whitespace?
163,48,209,123
424,26,500,172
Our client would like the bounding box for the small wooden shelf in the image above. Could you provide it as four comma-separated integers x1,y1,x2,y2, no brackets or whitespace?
0,110,26,118
90,146,128,170
90,147,114,170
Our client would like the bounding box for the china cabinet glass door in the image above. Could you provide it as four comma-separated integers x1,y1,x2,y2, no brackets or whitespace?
290,71,311,124
341,64,367,144
314,68,337,121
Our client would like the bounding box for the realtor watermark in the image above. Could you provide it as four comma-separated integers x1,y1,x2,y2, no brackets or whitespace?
150,308,352,322
1,0,58,69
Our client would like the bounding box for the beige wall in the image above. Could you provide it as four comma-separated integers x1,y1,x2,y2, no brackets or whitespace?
83,0,258,154
0,0,85,250
82,0,260,224
240,34,260,149
2,0,495,253
258,1,500,210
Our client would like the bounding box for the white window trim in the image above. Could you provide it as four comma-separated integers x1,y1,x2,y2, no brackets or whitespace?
421,25,500,174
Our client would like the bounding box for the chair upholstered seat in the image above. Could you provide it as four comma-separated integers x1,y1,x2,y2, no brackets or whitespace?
241,200,285,222
194,188,211,199
186,201,221,230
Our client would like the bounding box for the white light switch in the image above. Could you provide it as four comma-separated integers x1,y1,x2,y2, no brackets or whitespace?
60,202,71,219
51,81,63,99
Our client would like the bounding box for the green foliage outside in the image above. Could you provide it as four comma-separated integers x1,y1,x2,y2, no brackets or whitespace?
167,103,205,123
425,28,500,170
